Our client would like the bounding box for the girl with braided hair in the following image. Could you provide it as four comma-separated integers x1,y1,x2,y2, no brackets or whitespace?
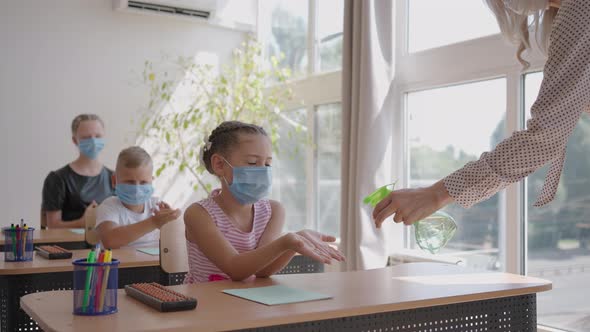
184,121,344,283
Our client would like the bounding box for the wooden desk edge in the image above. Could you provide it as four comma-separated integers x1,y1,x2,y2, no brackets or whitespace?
0,262,159,275
20,283,551,332
20,298,55,332
0,259,159,275
0,253,159,275
210,283,553,331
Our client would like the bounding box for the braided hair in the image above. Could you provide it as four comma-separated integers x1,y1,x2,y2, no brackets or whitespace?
201,121,267,174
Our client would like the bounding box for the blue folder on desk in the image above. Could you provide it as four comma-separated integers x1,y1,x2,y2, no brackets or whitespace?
223,285,332,306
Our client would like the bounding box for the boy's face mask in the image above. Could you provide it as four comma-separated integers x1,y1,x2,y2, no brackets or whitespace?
115,183,154,205
503,0,549,15
78,137,105,160
222,158,272,205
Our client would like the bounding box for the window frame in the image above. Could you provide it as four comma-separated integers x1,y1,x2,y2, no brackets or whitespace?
256,0,344,233
394,0,546,275
258,1,578,328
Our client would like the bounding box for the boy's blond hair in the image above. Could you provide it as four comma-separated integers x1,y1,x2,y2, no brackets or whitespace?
116,146,153,170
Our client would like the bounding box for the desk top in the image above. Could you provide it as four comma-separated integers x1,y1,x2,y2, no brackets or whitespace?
21,263,551,332
0,248,159,275
0,228,85,245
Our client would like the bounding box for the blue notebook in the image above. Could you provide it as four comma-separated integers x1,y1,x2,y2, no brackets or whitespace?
222,285,332,306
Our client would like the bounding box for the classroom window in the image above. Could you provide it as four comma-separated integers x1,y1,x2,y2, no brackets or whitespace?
273,109,308,232
317,0,344,72
524,72,590,331
260,0,309,78
260,0,344,76
260,0,343,236
392,5,568,329
316,103,342,235
408,0,499,53
407,78,507,270
272,103,342,237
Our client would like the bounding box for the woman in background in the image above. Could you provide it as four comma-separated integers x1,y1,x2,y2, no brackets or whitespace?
42,114,114,228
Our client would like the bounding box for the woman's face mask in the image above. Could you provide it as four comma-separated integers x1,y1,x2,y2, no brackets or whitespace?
78,137,105,160
503,0,549,15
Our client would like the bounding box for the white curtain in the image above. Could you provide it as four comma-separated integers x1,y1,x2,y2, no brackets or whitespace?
340,0,398,271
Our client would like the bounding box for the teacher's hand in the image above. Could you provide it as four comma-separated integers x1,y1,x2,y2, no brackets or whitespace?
372,180,454,228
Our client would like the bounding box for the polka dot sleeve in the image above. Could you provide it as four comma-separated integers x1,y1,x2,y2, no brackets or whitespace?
443,0,590,208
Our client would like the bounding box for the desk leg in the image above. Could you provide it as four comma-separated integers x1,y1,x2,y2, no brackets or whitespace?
239,294,538,332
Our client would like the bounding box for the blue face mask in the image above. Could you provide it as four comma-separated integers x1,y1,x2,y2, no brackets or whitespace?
78,138,105,160
223,159,272,205
115,183,154,205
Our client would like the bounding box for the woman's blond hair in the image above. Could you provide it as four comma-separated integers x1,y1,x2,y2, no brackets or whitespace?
484,0,558,70
71,114,104,135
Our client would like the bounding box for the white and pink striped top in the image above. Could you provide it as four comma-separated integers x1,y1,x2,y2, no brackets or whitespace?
184,190,272,283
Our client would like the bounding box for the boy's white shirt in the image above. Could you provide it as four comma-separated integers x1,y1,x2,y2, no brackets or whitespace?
95,196,161,248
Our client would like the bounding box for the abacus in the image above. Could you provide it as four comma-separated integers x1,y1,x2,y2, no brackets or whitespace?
125,282,197,312
35,245,73,259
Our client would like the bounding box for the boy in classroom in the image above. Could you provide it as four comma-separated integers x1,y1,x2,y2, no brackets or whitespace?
96,146,181,249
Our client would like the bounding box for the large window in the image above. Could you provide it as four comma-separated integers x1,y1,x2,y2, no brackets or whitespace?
399,0,586,330
525,72,590,331
260,0,343,237
408,0,499,53
273,109,308,232
317,0,344,72
272,103,342,235
317,103,342,235
260,0,308,78
408,78,506,270
260,0,343,75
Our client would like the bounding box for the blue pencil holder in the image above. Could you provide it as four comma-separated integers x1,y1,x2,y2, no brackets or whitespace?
72,258,120,316
3,227,35,262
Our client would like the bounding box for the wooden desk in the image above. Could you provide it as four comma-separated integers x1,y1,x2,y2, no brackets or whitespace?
1,248,162,332
0,228,87,250
21,263,551,332
0,248,159,275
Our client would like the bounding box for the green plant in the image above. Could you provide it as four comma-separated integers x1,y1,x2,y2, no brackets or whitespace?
138,37,295,194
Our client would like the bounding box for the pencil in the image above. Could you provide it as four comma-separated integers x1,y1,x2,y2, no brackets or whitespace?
94,250,105,312
15,225,20,259
22,224,28,259
82,248,97,312
10,224,16,259
98,249,112,311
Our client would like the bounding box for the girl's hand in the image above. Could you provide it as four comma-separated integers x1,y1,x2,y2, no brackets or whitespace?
285,230,345,264
372,180,454,228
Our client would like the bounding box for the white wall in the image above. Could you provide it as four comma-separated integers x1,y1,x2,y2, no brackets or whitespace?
0,0,245,228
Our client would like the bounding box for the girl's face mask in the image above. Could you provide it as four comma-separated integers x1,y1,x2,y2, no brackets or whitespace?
222,158,272,205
